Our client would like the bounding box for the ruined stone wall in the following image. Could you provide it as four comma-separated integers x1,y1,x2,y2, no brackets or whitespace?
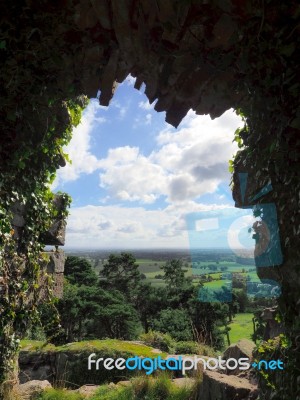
10,194,67,299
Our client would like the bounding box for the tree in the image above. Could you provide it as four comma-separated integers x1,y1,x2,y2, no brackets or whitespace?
56,283,141,342
160,259,194,307
233,288,249,313
82,286,141,340
151,308,193,341
135,284,166,333
161,259,189,289
100,253,141,301
188,298,228,349
64,256,98,286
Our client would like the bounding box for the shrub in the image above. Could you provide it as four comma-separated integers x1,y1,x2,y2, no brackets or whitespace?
139,331,175,353
174,341,199,354
150,309,193,341
174,341,216,356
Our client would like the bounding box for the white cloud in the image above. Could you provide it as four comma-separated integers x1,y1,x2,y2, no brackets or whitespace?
52,100,105,189
65,202,234,249
97,109,242,204
138,100,153,110
99,148,167,203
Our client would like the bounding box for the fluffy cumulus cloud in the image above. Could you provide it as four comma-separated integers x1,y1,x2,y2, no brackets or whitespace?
52,100,105,189
97,109,242,204
98,146,168,203
65,201,236,249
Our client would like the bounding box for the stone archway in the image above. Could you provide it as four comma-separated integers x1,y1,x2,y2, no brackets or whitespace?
0,1,299,399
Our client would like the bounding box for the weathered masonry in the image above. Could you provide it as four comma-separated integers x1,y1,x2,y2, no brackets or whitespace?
0,1,299,399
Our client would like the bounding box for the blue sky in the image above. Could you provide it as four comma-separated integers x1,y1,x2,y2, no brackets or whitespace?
53,76,251,250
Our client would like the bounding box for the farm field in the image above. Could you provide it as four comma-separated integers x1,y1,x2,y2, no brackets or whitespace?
67,250,261,290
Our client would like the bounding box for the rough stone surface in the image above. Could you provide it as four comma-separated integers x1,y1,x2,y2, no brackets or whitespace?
19,352,55,384
172,377,195,387
76,384,100,397
44,250,65,274
40,194,68,246
18,380,52,400
53,272,64,299
199,370,258,400
41,219,66,246
261,307,284,340
223,339,255,375
38,251,65,299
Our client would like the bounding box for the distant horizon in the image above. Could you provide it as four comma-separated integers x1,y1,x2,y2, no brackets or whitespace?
63,247,251,252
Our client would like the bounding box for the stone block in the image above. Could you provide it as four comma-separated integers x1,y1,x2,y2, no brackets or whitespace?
40,194,69,246
18,380,52,400
199,370,258,400
222,339,255,375
10,201,26,228
39,251,65,298
43,251,65,274
53,273,64,299
41,219,66,246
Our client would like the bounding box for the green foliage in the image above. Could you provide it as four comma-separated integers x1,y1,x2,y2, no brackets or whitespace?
150,308,193,341
253,335,291,397
90,373,195,400
174,341,215,356
21,339,162,358
54,282,141,343
0,95,87,382
100,253,142,301
37,389,84,400
139,331,176,353
64,256,98,286
160,259,190,290
38,373,197,400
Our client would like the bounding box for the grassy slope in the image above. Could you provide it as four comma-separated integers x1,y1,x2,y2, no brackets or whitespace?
228,313,254,344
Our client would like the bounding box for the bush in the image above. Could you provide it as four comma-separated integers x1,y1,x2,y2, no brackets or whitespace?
150,309,193,341
174,341,199,354
139,331,175,353
174,341,216,356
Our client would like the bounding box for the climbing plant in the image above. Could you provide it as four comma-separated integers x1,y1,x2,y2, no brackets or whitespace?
0,96,87,391
0,1,299,399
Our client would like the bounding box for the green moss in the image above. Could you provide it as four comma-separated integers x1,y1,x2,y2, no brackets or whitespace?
20,339,165,358
20,340,168,388
20,340,56,352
